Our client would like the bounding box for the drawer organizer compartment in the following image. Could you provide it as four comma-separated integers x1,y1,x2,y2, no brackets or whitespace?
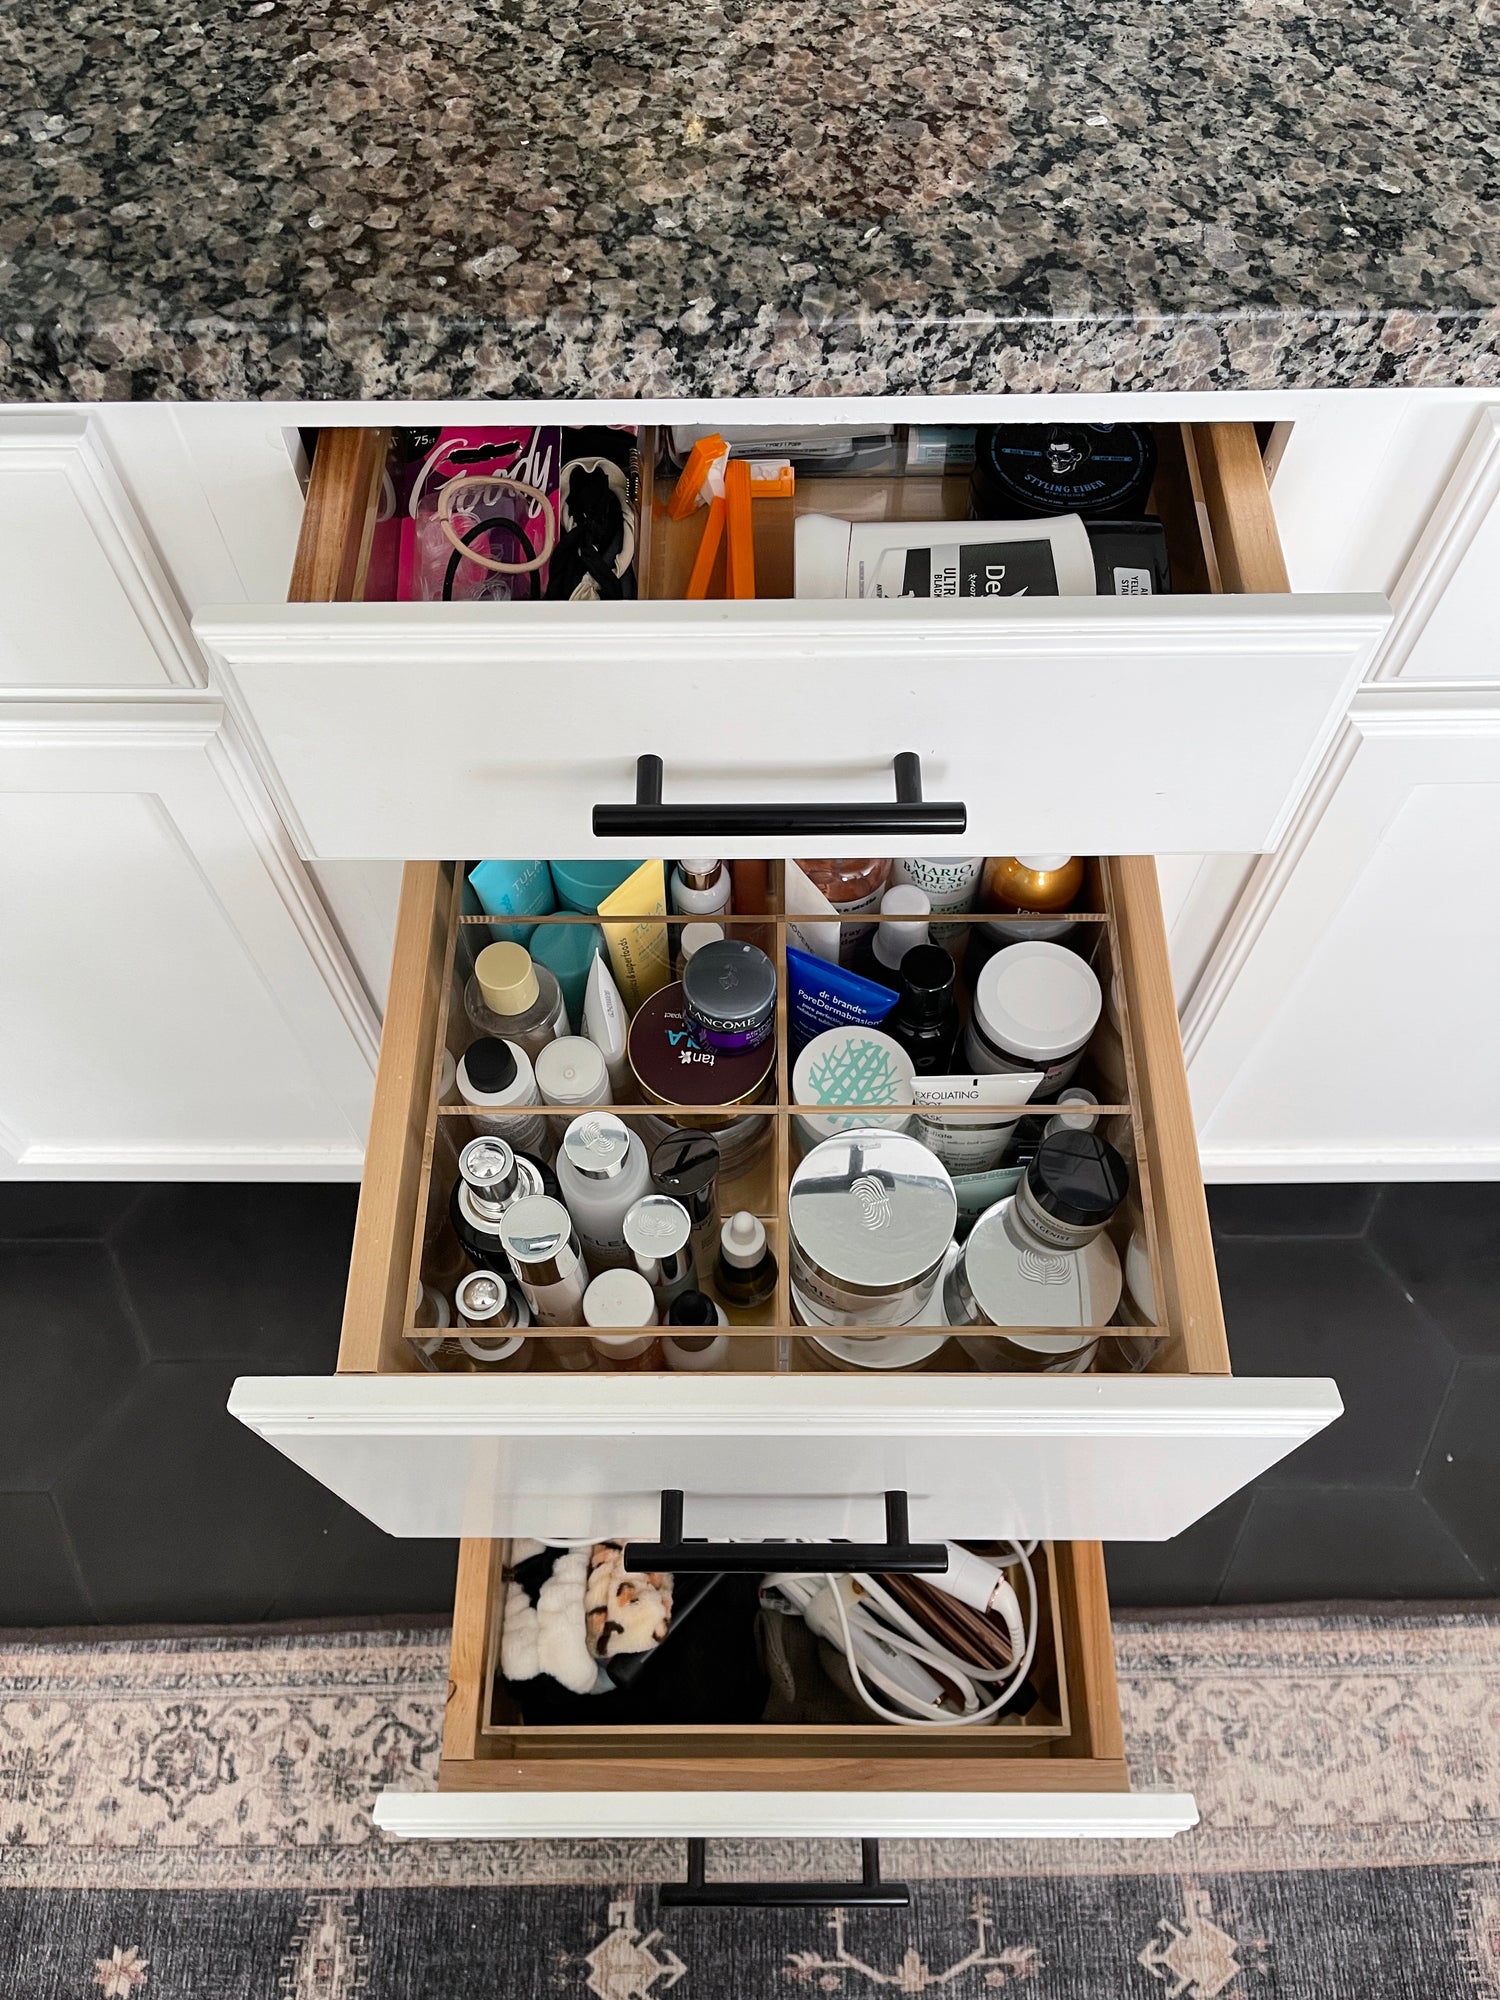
375,856,1199,1376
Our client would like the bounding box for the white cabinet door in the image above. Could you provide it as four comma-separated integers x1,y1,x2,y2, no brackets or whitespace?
196,595,1388,860
1369,406,1500,682
0,697,378,1178
1184,687,1500,1178
0,416,203,689
227,1371,1340,1543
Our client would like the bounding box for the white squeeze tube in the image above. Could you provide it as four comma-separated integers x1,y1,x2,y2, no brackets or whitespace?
794,513,1096,599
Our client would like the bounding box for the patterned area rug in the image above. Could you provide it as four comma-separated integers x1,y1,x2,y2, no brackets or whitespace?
2,1608,1498,1997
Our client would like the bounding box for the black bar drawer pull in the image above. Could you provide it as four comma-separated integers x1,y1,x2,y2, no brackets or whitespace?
621,1489,948,1576
660,1837,910,1910
591,752,967,839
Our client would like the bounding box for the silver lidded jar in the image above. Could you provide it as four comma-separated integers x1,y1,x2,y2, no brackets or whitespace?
499,1193,590,1327
788,1127,957,1327
946,1128,1129,1368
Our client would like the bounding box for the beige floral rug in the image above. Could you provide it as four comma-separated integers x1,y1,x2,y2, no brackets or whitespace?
2,1608,1498,1996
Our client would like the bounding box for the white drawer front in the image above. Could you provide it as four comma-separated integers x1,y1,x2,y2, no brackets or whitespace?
374,1789,1199,1841
197,596,1387,860
227,1373,1340,1543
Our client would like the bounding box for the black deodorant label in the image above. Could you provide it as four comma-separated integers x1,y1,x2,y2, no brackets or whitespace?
896,540,1060,598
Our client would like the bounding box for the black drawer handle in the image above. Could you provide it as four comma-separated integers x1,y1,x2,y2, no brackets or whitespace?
661,1837,909,1910
591,752,967,839
621,1489,948,1576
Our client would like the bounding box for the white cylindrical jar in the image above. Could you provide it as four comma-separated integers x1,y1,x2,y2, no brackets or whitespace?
555,1112,652,1272
535,1037,610,1134
965,941,1102,1093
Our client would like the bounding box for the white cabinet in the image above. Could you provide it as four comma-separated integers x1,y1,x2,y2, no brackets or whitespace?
1183,687,1500,1178
0,415,202,688
0,698,378,1178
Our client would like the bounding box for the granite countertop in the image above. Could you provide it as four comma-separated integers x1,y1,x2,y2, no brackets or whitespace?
2,0,1496,399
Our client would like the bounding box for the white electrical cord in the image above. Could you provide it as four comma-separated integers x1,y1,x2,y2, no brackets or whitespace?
770,1542,1039,1729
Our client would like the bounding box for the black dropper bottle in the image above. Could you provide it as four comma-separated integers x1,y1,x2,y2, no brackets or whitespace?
884,943,961,1075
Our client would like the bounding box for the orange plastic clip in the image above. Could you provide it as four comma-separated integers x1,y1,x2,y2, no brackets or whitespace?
725,458,755,599
747,458,795,499
686,494,727,599
668,435,729,520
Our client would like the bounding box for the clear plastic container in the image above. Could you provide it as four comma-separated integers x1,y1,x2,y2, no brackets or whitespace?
465,941,569,1061
798,859,892,963
555,1114,653,1272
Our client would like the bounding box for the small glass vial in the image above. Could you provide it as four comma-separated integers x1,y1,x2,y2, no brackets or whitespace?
884,942,961,1075
670,858,733,919
946,1130,1128,1361
449,1135,550,1269
455,1037,554,1161
453,1269,535,1370
650,1129,722,1264
667,1288,730,1330
499,1194,590,1327
623,1194,697,1314
465,941,569,1061
555,1113,653,1272
799,859,893,963
849,885,931,990
713,1211,779,1325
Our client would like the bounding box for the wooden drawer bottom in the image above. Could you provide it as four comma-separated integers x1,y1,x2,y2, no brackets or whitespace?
373,1538,1198,1841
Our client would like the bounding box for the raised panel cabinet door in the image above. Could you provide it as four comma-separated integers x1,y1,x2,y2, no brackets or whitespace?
0,416,202,688
1183,687,1500,1177
1370,406,1500,682
0,698,378,1179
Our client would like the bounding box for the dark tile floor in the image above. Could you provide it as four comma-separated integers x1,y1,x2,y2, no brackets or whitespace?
0,1181,1495,1624
1105,1182,1499,1605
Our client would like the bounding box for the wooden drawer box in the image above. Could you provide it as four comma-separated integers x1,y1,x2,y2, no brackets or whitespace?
196,422,1388,862
228,847,1340,1545
373,1536,1196,1842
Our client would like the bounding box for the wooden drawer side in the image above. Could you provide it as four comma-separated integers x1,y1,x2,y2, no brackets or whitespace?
1105,856,1230,1375
337,860,455,1373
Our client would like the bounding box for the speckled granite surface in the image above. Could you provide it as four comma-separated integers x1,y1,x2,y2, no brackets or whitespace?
1,0,1496,400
